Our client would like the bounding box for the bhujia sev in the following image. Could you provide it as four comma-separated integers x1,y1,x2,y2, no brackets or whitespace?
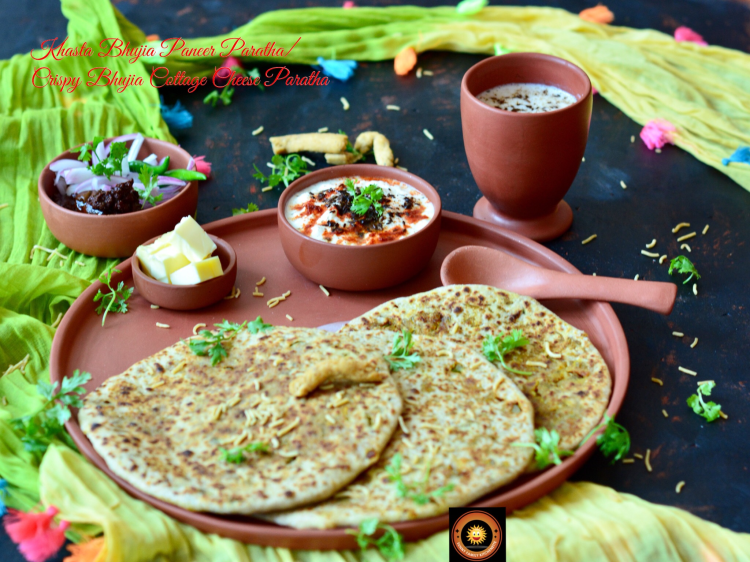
268,130,396,167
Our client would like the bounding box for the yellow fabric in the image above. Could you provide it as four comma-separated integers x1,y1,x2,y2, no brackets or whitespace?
39,445,750,562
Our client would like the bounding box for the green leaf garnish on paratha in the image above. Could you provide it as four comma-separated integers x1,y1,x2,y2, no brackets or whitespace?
513,427,575,470
247,316,273,334
219,442,269,464
189,320,249,366
482,330,532,375
385,330,420,371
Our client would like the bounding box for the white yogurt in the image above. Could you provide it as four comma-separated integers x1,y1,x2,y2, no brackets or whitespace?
285,176,434,245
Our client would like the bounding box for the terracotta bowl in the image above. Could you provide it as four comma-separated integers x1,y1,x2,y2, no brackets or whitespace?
461,53,593,241
38,137,199,258
278,164,442,291
131,235,237,310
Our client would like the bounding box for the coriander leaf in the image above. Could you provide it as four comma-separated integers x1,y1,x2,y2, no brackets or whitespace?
254,154,308,189
347,182,384,217
513,427,575,470
214,320,247,333
385,453,454,505
94,269,133,326
687,381,723,422
247,316,273,334
232,203,259,216
88,141,128,179
668,255,701,285
578,414,631,463
203,90,219,107
248,68,265,91
386,330,421,371
219,441,269,464
188,329,227,366
347,519,405,561
482,330,532,375
136,168,163,208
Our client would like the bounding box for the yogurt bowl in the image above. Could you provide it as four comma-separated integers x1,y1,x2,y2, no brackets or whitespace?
278,165,442,291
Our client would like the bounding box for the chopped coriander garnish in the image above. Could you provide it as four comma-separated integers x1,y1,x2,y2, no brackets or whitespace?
513,427,575,470
345,179,384,217
385,453,453,505
232,203,259,216
253,154,308,189
93,268,133,327
385,330,420,371
188,320,247,366
347,518,404,561
338,129,362,158
668,255,701,284
70,136,103,162
482,330,532,375
88,141,129,179
687,381,723,422
136,168,164,208
579,414,631,463
204,87,235,107
219,441,269,464
247,316,273,334
10,370,91,460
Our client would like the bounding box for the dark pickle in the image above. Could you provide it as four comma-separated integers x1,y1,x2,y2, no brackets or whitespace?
54,178,141,215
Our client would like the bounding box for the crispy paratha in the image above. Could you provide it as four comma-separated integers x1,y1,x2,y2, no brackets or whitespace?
263,331,534,529
79,326,402,514
343,285,611,450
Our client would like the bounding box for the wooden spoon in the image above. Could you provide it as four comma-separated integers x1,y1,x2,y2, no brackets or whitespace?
440,245,677,315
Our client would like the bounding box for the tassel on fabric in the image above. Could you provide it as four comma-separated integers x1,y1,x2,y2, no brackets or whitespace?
343,1,356,7
579,5,614,24
63,537,106,562
193,155,212,176
160,97,193,131
394,47,418,76
216,56,243,85
640,119,676,150
316,57,357,81
4,506,70,562
722,146,750,166
0,479,8,517
675,26,708,46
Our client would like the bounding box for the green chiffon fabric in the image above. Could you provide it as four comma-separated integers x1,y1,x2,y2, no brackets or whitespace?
1,1,750,560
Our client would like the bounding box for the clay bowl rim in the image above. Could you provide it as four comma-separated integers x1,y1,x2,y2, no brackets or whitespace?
38,136,197,222
277,163,443,250
131,234,237,292
461,52,592,119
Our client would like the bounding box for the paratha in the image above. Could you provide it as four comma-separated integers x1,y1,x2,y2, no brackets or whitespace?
343,285,611,450
79,326,403,514
263,330,534,529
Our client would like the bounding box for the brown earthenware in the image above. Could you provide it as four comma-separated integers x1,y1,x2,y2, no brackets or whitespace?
277,164,442,291
132,235,237,310
461,53,593,241
38,137,199,258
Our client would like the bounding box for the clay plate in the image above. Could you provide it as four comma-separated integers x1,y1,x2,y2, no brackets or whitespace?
51,210,629,550
132,234,238,310
38,137,199,258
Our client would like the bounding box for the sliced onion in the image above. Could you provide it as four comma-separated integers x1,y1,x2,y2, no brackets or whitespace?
107,133,139,148
127,133,144,162
156,176,187,186
63,168,94,184
94,141,106,163
121,158,130,176
50,159,87,172
55,175,67,195
143,153,158,166
186,157,195,171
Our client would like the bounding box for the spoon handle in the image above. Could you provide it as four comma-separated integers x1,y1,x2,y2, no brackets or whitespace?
533,274,678,315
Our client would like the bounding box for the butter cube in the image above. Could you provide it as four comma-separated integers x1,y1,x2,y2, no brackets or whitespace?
142,245,190,281
170,256,223,286
171,216,216,262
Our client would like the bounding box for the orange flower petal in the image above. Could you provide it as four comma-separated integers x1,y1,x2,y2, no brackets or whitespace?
394,47,418,76
579,5,614,24
146,34,161,42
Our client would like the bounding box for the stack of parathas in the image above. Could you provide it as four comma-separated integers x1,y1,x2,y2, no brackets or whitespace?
80,284,611,529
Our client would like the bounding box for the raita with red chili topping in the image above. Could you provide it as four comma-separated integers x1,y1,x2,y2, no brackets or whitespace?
285,176,434,245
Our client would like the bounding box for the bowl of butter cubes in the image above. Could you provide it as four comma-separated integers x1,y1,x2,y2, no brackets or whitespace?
131,216,237,310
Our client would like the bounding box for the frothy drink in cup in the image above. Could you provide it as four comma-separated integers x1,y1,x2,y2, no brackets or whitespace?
477,83,576,113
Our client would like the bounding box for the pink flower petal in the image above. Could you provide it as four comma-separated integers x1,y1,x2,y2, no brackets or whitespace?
193,155,212,177
343,1,356,8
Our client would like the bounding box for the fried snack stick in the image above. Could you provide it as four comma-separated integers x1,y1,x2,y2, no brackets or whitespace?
270,133,348,155
325,152,362,165
354,131,395,167
289,357,389,397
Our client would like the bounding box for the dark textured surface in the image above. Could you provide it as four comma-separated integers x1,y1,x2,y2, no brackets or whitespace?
2,0,750,558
